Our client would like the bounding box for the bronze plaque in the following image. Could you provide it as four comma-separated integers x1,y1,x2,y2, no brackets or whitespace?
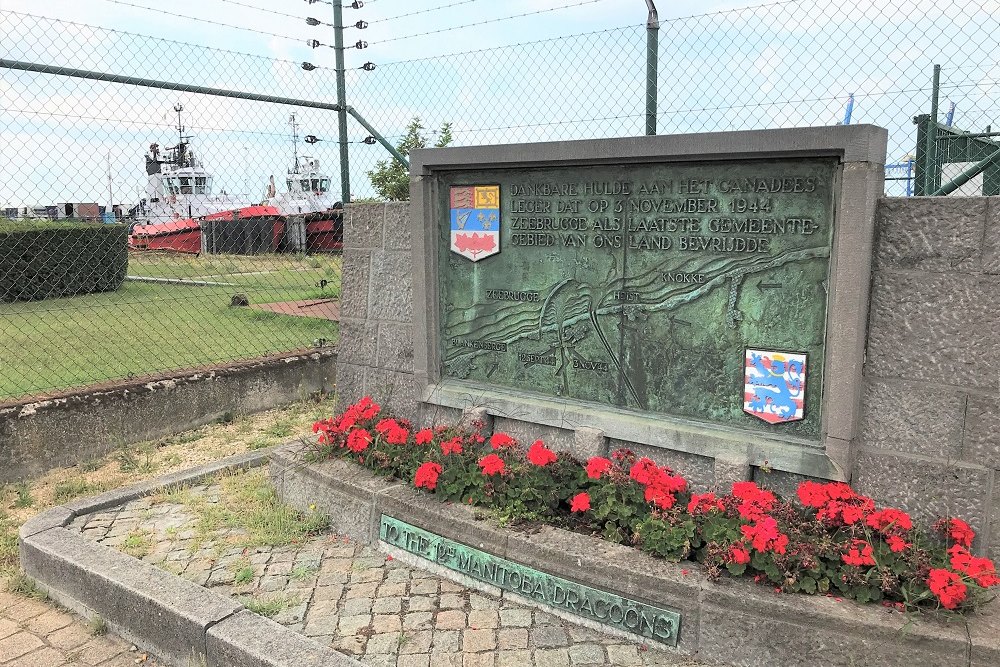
437,159,837,438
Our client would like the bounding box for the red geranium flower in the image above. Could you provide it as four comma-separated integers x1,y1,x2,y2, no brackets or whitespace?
729,545,751,565
645,484,676,510
927,568,968,609
374,418,409,444
886,534,911,553
414,462,442,491
489,432,516,450
740,516,788,554
841,539,876,567
937,518,975,547
526,440,557,466
866,508,913,533
441,436,463,456
688,492,725,515
414,428,434,445
629,458,660,486
570,492,591,513
346,428,372,453
948,545,1000,588
731,482,776,521
585,457,613,480
355,396,380,420
479,453,506,476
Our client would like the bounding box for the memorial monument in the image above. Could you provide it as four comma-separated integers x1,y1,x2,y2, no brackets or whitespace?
410,126,887,483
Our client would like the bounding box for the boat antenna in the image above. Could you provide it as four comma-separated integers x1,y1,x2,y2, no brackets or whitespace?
173,104,194,167
290,113,299,174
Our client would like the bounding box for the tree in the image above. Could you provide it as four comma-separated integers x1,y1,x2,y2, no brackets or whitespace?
366,117,453,201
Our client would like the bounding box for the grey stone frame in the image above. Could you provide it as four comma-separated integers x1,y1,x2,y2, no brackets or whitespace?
410,126,887,481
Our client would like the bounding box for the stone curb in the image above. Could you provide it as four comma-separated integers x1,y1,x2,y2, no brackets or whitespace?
270,446,1000,667
17,446,365,667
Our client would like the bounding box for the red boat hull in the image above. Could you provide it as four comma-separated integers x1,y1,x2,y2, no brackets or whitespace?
129,217,202,254
129,206,285,254
304,211,343,252
129,205,343,254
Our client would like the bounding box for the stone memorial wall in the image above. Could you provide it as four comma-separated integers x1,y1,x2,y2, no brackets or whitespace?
335,127,1000,557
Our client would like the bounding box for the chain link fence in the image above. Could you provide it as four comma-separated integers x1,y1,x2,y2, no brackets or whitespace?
1,11,344,401
1,0,999,402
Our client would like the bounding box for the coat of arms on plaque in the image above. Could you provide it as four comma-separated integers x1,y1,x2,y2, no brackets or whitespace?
743,349,806,424
450,185,500,261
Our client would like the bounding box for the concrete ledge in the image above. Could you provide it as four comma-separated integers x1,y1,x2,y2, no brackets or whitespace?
0,349,337,484
65,449,271,516
18,447,364,667
269,445,396,542
270,448,1000,666
17,506,74,539
207,610,361,667
22,527,242,667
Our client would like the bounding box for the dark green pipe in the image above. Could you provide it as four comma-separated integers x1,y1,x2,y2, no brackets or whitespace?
922,64,941,195
332,1,351,204
645,1,659,136
0,58,344,111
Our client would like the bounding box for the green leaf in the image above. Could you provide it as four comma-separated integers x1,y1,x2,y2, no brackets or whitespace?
726,562,747,576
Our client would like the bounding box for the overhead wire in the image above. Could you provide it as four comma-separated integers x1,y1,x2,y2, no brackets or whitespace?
1,10,306,67
98,0,303,42
367,0,484,24
369,0,611,45
216,0,303,20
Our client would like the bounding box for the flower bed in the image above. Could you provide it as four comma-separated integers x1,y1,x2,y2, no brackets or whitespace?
312,397,999,613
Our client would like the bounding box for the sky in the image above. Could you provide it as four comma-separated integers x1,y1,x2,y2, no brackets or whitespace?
2,0,999,206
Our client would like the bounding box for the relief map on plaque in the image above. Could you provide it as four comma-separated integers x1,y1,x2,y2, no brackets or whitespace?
437,159,837,438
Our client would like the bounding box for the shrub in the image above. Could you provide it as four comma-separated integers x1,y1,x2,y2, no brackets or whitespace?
0,221,127,301
312,397,1000,613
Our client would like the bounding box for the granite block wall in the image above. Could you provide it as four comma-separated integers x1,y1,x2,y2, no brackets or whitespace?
336,203,419,422
335,197,1000,554
855,197,1000,557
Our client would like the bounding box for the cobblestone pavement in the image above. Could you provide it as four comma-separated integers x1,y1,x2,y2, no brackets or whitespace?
0,581,163,667
76,482,706,667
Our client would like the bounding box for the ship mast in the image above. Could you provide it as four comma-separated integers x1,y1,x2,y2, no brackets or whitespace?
173,104,194,168
290,113,300,174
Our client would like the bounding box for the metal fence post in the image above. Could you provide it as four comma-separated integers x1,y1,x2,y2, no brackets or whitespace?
645,1,659,136
332,0,351,204
922,64,941,196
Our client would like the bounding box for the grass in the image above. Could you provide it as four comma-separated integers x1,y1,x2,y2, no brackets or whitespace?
116,444,156,474
241,593,296,618
233,565,255,586
289,564,318,581
0,252,341,400
12,482,33,508
53,478,96,504
152,469,329,552
5,571,48,600
0,512,18,572
87,616,108,636
120,530,153,558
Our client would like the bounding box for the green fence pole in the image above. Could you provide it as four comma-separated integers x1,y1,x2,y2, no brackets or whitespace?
645,1,659,136
332,1,351,204
923,64,941,196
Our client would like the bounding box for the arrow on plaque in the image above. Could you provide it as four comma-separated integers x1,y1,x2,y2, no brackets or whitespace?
757,280,782,291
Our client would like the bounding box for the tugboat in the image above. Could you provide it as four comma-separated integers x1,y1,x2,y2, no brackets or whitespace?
264,113,343,252
128,105,282,254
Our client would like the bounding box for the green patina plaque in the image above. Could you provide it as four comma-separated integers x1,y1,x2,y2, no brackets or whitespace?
379,515,681,645
438,158,837,437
